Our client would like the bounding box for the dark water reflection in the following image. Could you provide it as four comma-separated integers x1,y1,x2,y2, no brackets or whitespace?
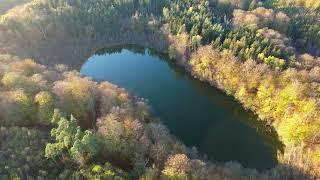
80,46,283,170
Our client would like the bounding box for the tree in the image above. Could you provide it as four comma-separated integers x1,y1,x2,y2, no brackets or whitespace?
52,73,96,126
45,111,100,165
0,89,36,126
162,154,191,179
258,53,286,70
34,91,54,125
161,154,208,179
70,130,99,164
191,35,202,50
0,126,54,179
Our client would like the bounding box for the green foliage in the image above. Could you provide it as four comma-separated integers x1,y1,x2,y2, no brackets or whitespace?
220,28,289,65
164,0,225,44
34,91,54,125
0,126,56,179
59,162,130,179
0,89,36,126
45,112,100,165
70,130,99,161
0,0,319,178
258,53,286,70
262,0,320,56
164,0,291,69
287,15,320,56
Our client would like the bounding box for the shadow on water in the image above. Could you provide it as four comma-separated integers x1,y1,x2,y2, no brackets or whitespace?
96,45,144,55
159,49,284,170
81,45,284,171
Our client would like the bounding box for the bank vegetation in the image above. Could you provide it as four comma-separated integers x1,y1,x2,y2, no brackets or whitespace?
0,0,319,179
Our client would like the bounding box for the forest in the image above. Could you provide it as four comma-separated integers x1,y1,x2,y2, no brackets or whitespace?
0,0,31,14
0,0,319,179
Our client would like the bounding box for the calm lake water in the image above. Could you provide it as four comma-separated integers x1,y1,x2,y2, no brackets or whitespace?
80,46,282,170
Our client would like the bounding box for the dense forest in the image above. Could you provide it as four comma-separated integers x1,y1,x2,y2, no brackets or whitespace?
0,0,319,179
0,0,31,14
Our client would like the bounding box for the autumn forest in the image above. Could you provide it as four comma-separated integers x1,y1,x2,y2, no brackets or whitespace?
0,0,319,179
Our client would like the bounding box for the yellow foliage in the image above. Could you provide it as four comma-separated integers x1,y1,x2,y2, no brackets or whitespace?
34,92,51,106
313,150,320,165
278,116,315,145
92,165,103,173
9,59,44,76
237,86,247,100
1,72,24,88
13,89,27,102
162,154,190,179
53,74,96,121
34,91,54,124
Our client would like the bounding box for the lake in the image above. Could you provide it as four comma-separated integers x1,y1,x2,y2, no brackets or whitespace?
80,45,282,170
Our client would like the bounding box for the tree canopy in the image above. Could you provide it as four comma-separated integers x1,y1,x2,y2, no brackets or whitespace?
0,0,319,178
